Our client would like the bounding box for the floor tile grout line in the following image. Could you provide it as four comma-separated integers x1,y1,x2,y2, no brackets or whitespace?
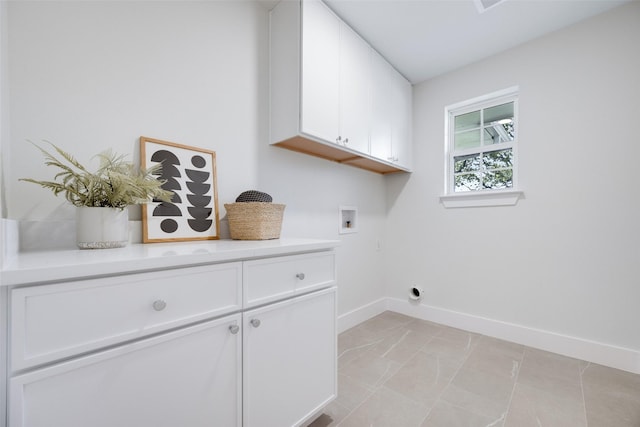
337,337,384,360
336,346,417,427
417,331,483,426
336,329,439,426
420,333,530,425
579,361,591,427
379,329,411,359
500,345,527,427
375,333,439,422
378,333,442,406
332,384,376,427
376,329,441,427
334,320,398,426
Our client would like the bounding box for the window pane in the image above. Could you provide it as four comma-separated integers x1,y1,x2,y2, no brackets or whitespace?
454,110,480,132
447,90,518,196
483,149,512,169
454,129,481,150
454,154,480,173
454,173,480,192
483,102,514,144
483,123,513,144
484,102,513,123
483,169,513,190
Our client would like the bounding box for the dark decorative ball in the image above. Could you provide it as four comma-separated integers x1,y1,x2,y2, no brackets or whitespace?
235,190,273,203
191,155,206,168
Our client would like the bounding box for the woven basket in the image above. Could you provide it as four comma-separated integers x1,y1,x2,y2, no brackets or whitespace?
225,202,285,240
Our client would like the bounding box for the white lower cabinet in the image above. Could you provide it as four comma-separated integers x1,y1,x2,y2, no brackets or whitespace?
9,314,242,427
243,287,337,427
5,247,337,427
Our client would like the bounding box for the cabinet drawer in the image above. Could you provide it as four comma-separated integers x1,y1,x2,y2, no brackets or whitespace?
10,262,242,371
243,252,335,308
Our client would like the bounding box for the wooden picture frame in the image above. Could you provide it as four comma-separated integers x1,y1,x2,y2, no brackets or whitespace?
140,136,220,243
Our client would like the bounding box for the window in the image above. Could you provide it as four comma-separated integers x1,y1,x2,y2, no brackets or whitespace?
441,87,521,208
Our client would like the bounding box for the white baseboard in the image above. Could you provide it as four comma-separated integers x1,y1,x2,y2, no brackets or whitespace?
339,296,640,375
337,297,387,333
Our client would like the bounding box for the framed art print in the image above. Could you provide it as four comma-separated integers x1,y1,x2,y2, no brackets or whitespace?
140,136,220,243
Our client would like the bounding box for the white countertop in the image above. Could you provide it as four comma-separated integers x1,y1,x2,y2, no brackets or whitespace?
0,238,340,286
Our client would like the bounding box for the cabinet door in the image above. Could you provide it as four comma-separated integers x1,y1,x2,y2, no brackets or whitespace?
301,0,340,143
391,71,412,169
243,287,337,427
370,50,393,162
9,315,242,427
339,22,371,154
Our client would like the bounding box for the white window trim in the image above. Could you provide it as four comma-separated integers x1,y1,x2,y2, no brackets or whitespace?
440,189,523,208
441,86,523,208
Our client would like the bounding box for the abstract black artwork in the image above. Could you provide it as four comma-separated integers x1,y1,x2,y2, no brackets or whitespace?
140,136,220,242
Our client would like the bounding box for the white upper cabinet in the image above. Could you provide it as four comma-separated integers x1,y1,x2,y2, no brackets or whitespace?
370,50,394,162
370,50,412,170
270,0,412,174
300,0,340,143
338,22,371,154
301,0,370,152
390,69,413,169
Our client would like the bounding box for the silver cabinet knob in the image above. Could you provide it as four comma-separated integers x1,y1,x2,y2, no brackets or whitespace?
228,324,240,335
250,318,261,328
296,273,305,280
336,136,342,143
343,138,349,144
152,300,167,311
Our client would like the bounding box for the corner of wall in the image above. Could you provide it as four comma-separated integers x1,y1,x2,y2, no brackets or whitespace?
337,297,387,333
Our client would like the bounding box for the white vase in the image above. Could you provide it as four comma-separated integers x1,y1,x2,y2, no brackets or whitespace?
76,207,129,249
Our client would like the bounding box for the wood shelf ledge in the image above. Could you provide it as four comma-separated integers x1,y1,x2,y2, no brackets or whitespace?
273,136,410,175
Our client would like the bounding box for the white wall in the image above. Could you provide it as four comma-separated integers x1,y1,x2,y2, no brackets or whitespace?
2,1,388,317
6,0,637,370
0,0,7,268
7,1,262,222
0,1,7,423
257,145,388,322
386,2,640,357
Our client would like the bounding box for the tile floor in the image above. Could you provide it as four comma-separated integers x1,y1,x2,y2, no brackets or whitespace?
307,311,640,427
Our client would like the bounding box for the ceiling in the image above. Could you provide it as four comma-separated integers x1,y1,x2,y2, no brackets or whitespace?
265,0,633,84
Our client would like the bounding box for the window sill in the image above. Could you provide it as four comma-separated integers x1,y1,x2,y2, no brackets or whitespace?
439,190,523,208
